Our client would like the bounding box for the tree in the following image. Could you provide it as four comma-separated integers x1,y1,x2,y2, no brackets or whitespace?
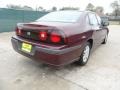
6,4,22,9
6,4,33,10
37,6,44,11
110,0,120,16
95,6,104,16
86,3,95,11
52,7,57,11
60,7,79,10
23,6,33,10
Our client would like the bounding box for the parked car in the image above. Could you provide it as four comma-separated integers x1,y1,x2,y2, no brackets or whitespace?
11,11,109,67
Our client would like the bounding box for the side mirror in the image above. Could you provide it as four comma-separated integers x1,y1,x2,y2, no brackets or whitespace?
102,21,109,26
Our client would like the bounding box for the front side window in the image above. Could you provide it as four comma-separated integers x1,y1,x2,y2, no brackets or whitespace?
37,11,82,23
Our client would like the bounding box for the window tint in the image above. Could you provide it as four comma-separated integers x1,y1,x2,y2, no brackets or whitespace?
88,13,98,25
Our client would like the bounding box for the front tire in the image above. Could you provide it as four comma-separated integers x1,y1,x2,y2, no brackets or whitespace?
76,42,91,66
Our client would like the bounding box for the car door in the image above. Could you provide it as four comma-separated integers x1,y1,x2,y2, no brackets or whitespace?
88,13,103,46
96,15,107,42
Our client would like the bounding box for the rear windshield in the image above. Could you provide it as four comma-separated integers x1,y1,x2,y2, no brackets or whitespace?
37,11,82,23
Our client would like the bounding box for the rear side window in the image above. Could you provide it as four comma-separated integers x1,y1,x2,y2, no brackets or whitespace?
88,13,98,26
96,15,102,25
86,15,90,25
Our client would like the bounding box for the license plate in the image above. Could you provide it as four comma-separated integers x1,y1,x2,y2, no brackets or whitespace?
21,43,32,53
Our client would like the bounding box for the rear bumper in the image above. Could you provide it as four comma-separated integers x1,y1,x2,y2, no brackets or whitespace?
11,36,83,66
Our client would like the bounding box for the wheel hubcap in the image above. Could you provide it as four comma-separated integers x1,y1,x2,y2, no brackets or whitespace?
83,45,90,63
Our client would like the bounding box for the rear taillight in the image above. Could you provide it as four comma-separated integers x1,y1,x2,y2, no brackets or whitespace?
15,26,66,45
38,30,66,44
16,27,22,36
39,31,48,41
50,32,61,43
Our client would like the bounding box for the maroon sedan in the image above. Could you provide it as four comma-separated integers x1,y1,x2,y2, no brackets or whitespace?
11,11,109,67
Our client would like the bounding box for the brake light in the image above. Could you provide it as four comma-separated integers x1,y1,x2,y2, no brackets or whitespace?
16,27,22,35
39,31,47,41
50,32,61,43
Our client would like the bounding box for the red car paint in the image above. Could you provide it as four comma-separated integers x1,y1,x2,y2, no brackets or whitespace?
11,11,109,66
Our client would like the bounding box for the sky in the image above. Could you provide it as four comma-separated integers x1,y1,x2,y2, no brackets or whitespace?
0,0,117,13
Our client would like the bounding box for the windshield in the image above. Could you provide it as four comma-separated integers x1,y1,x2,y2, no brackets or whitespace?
37,11,82,23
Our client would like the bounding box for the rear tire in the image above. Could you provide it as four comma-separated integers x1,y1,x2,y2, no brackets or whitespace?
76,42,91,66
102,34,108,44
